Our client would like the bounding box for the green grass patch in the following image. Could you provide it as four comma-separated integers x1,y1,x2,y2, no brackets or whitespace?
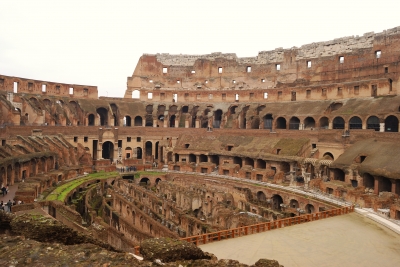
45,172,118,202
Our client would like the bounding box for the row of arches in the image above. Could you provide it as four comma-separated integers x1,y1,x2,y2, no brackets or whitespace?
256,192,315,214
89,107,400,132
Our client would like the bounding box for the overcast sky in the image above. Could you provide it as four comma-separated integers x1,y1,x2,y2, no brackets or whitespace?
1,0,399,97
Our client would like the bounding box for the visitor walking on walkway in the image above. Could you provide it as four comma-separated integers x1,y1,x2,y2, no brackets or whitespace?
1,186,6,197
6,200,12,213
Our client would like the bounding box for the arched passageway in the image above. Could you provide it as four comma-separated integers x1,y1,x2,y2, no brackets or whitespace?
124,116,131,126
333,117,344,129
305,204,315,213
349,116,362,129
145,141,152,159
289,199,299,208
169,115,176,127
257,191,267,202
276,117,286,129
263,114,273,130
88,114,95,126
289,117,300,130
385,115,399,132
96,107,108,126
304,117,315,129
134,116,143,126
139,177,150,186
102,141,114,160
271,194,283,211
367,116,380,131
136,147,142,159
213,110,223,128
319,117,329,129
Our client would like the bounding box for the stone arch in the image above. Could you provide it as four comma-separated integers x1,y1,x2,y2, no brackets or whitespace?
134,116,143,126
257,191,267,202
289,199,299,208
289,117,300,130
332,116,345,129
139,177,150,185
271,194,283,211
250,117,260,129
96,107,108,126
155,178,162,184
124,116,131,127
213,109,223,128
305,204,315,213
182,106,189,113
323,152,334,160
102,141,114,160
319,116,329,129
349,116,362,129
263,114,273,130
145,141,152,158
136,147,142,159
384,115,399,132
88,114,95,126
367,116,380,131
363,173,374,188
304,117,315,129
169,115,176,127
276,117,286,129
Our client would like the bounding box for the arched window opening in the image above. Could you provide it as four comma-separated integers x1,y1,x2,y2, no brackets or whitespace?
367,116,380,131
332,117,345,129
385,115,399,132
304,117,315,129
124,116,131,127
263,114,273,130
213,110,223,128
349,116,362,129
276,117,286,129
289,117,300,130
134,116,143,126
88,114,95,126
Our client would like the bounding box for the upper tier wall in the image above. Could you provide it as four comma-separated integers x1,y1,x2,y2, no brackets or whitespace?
126,26,400,101
0,75,98,99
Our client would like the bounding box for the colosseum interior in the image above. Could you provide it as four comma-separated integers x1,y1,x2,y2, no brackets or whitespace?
1,26,400,262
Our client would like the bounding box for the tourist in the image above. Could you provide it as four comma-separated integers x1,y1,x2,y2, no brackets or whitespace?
6,185,9,194
1,186,6,196
0,201,4,210
6,200,12,213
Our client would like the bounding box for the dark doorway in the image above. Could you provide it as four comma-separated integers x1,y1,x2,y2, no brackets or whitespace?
102,141,114,160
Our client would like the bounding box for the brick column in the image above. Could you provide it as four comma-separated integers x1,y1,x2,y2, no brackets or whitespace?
374,177,380,195
391,179,397,194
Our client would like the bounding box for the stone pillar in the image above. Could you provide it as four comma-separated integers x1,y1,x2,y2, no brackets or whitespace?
374,177,380,195
380,123,385,132
142,119,146,127
98,143,103,160
391,179,397,194
185,119,189,128
362,121,367,130
163,119,168,128
153,119,157,127
195,120,200,128
299,123,304,130
328,122,333,130
175,119,179,128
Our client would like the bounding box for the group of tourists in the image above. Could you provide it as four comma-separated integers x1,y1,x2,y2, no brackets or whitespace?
1,184,9,196
118,166,137,172
0,199,22,213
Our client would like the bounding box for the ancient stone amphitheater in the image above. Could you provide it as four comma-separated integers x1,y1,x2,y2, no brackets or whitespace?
1,26,400,266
